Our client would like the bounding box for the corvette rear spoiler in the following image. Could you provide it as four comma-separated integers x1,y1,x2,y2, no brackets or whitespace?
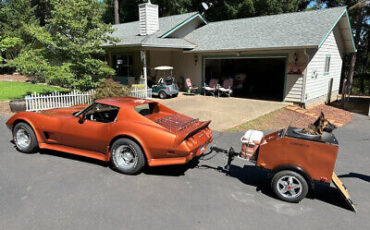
175,120,211,145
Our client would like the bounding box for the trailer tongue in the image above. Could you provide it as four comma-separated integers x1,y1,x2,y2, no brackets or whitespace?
208,125,356,212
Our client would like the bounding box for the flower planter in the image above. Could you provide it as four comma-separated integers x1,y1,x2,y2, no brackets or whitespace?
9,99,26,112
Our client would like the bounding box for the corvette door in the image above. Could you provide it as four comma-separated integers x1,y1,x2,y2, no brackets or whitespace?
59,103,119,153
60,117,112,153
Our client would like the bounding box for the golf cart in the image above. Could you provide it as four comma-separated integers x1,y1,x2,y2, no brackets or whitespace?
151,66,179,99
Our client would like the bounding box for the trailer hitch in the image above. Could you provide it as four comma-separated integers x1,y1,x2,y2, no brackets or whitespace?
208,146,240,171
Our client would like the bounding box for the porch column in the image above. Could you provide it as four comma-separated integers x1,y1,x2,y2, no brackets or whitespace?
140,50,148,98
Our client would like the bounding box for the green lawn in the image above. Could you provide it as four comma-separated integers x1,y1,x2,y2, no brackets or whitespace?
0,81,69,101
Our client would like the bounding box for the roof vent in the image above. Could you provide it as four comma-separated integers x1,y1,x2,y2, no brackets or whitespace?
138,0,159,36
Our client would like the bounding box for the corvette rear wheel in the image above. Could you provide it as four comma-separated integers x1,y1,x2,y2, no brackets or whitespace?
110,138,145,175
13,122,38,153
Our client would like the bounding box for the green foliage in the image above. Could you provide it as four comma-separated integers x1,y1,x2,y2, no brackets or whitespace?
0,0,39,67
102,0,192,24
0,37,23,58
352,72,370,95
1,0,116,90
7,49,49,82
102,0,311,24
8,49,74,87
93,78,131,100
45,63,74,87
201,0,310,21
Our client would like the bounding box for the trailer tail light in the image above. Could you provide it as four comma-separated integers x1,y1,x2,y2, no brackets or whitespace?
320,176,328,182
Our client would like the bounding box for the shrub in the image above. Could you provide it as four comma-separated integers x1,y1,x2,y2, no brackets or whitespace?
93,78,131,100
45,63,74,87
7,49,49,83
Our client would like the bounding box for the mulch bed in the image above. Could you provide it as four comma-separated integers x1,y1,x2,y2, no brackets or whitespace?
266,109,316,129
227,104,353,132
0,74,28,82
307,104,353,125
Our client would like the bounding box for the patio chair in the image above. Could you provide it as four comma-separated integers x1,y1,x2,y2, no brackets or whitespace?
218,79,233,97
203,79,218,96
185,78,198,93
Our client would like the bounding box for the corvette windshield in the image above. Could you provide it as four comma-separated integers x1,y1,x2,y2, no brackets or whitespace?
74,103,95,117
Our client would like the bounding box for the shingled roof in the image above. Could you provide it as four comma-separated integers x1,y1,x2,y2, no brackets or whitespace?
102,12,199,49
104,7,356,53
186,6,355,53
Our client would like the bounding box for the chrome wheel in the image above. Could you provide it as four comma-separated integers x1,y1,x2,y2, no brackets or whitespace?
113,145,138,169
15,128,31,149
276,175,303,199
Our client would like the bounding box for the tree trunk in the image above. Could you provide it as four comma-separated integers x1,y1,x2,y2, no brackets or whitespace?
342,5,364,107
114,0,119,24
347,53,356,95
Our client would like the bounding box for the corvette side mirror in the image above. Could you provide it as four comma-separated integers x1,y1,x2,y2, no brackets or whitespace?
78,114,86,124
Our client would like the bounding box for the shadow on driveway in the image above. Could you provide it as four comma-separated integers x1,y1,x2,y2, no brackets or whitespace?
144,158,200,176
197,162,354,212
338,172,370,183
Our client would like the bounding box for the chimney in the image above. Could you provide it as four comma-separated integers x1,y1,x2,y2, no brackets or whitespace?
138,0,159,36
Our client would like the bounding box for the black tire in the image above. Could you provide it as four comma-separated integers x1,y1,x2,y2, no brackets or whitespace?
110,138,146,175
13,122,38,153
159,91,167,99
271,170,308,203
173,93,178,97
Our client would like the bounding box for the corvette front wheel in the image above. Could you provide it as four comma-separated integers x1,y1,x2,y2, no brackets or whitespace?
110,138,145,175
13,122,38,153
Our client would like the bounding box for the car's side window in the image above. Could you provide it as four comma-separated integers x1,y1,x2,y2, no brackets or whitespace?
134,103,158,116
85,103,119,123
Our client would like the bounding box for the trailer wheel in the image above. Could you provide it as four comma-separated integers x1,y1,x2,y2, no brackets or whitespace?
271,170,308,203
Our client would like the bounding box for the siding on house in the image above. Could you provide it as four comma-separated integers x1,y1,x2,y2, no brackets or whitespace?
305,26,344,103
285,74,304,102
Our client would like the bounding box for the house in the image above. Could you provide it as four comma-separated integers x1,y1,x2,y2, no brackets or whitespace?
102,2,356,106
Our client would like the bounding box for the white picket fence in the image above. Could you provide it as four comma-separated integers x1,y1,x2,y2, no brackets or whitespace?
130,87,152,99
25,88,152,112
25,90,95,112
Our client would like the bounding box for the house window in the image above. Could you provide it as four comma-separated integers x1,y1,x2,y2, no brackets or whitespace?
324,54,331,75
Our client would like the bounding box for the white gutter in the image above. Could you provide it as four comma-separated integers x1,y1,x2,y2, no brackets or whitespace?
184,45,318,54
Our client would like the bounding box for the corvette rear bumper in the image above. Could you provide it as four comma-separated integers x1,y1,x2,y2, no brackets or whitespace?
148,136,213,167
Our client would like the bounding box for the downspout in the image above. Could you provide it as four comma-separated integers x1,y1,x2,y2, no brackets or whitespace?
302,48,309,108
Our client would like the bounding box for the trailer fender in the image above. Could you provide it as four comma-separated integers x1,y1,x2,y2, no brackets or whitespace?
270,165,314,189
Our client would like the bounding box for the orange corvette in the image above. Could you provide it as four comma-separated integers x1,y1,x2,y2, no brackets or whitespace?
6,97,213,174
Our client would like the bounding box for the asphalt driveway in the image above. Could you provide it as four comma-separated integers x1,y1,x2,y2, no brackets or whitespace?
0,113,369,230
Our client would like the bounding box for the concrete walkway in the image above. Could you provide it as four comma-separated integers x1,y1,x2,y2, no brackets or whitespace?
154,94,289,131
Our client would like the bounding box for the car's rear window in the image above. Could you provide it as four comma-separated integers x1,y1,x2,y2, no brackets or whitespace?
134,102,159,116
